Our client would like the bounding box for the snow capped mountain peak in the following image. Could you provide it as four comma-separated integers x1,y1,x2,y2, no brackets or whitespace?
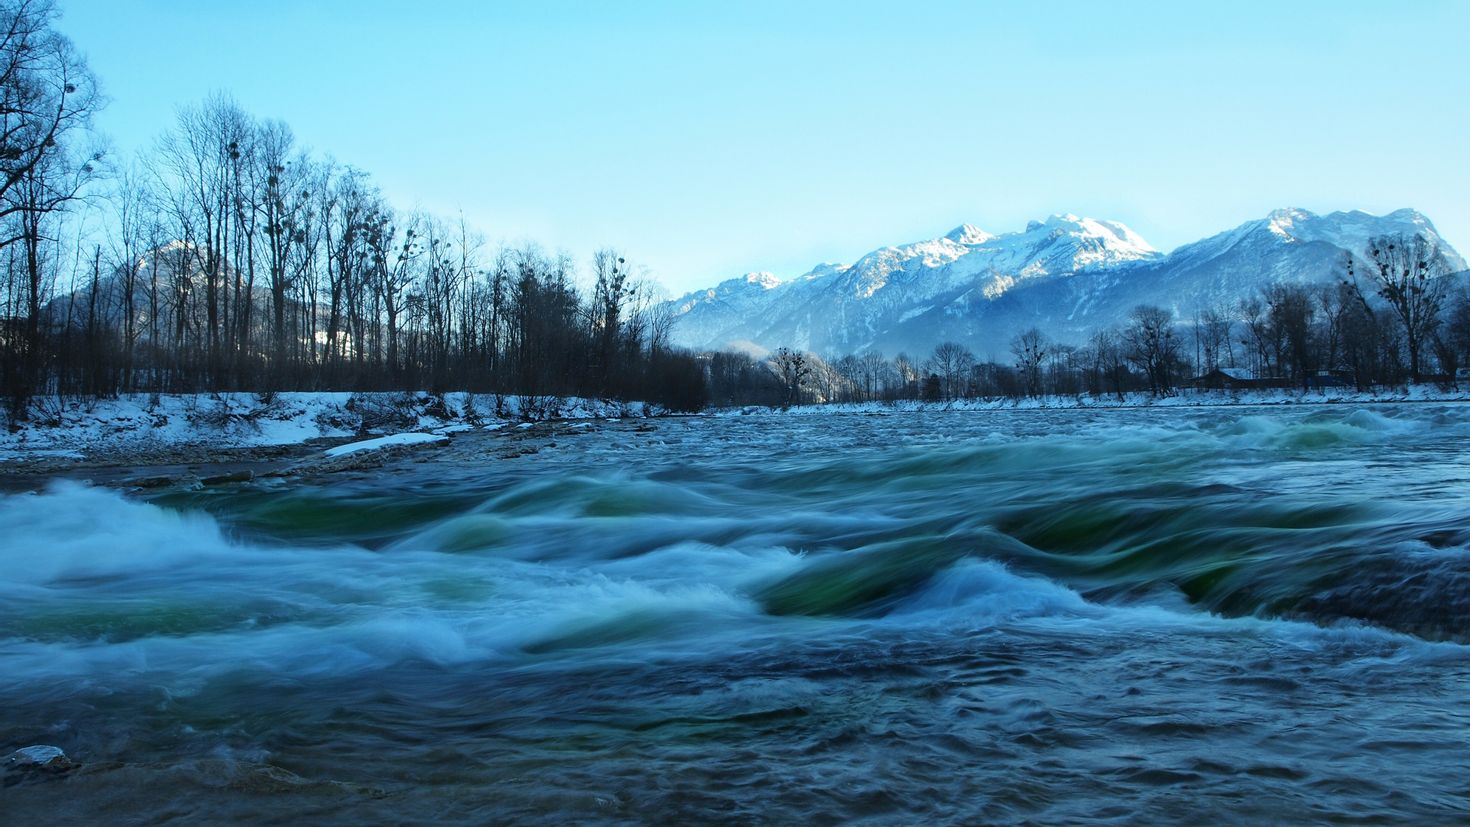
1089,219,1158,257
697,271,784,295
664,207,1464,357
1043,212,1084,227
1241,207,1466,270
1383,207,1433,226
1266,207,1313,237
1018,214,1157,256
944,224,994,245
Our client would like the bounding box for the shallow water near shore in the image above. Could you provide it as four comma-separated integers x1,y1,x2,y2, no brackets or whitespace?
5,405,1470,823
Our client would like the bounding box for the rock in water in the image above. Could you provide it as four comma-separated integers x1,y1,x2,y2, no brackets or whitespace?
202,469,255,486
4,745,76,772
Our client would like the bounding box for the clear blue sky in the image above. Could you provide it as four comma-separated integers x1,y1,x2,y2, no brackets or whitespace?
58,0,1470,293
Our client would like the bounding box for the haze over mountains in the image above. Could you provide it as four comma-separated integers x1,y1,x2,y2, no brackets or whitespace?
666,209,1467,358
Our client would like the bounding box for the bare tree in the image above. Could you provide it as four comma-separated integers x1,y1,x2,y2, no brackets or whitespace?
770,347,811,406
0,0,100,229
108,159,154,392
831,352,861,402
892,352,919,398
1263,283,1316,388
1048,343,1079,396
1443,293,1470,382
928,341,975,400
1314,283,1349,375
1198,305,1233,372
589,247,633,394
0,0,101,415
1237,296,1279,379
1086,328,1129,400
1009,328,1048,397
1346,234,1452,382
856,350,886,401
254,119,310,384
1123,304,1180,395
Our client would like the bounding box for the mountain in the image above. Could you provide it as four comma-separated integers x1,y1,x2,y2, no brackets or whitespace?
665,208,1467,358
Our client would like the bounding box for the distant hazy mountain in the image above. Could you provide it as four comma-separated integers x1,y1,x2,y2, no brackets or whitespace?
665,208,1467,358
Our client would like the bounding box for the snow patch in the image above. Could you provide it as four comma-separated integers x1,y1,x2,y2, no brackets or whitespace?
945,223,994,245
323,432,448,458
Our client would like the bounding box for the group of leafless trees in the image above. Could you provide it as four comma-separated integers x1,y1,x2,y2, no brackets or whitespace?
706,305,1186,407
1,0,100,418
0,1,706,421
734,236,1467,406
1195,234,1467,391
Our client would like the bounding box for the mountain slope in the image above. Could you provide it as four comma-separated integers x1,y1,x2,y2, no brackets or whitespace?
666,208,1466,357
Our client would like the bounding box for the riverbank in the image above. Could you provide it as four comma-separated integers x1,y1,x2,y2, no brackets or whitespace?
0,392,658,477
6,384,1468,481
715,383,1470,416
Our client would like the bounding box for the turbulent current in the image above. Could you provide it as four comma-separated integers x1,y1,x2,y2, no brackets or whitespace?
5,405,1470,824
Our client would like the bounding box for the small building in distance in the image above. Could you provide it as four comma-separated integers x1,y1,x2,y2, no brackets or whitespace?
1194,366,1361,391
1192,366,1257,390
1305,369,1355,389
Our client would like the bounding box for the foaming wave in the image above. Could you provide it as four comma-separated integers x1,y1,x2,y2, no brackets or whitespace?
892,559,1099,621
1217,407,1422,451
0,482,238,585
887,556,1470,666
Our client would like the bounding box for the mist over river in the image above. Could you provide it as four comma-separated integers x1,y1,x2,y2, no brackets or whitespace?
5,405,1470,824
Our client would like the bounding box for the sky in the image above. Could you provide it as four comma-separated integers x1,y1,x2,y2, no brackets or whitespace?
57,0,1470,294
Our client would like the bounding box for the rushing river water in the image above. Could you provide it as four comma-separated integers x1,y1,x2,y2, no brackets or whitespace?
5,405,1470,824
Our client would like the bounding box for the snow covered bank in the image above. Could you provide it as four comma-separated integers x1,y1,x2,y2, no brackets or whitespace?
0,392,658,462
714,385,1470,416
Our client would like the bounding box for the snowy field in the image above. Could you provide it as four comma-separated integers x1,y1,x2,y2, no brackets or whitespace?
0,392,656,463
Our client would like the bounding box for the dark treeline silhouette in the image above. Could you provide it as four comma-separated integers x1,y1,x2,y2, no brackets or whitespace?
0,0,706,421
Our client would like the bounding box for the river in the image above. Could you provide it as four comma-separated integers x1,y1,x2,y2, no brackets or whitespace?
4,405,1470,823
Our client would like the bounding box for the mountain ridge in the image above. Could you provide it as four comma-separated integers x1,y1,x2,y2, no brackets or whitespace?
666,208,1466,356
